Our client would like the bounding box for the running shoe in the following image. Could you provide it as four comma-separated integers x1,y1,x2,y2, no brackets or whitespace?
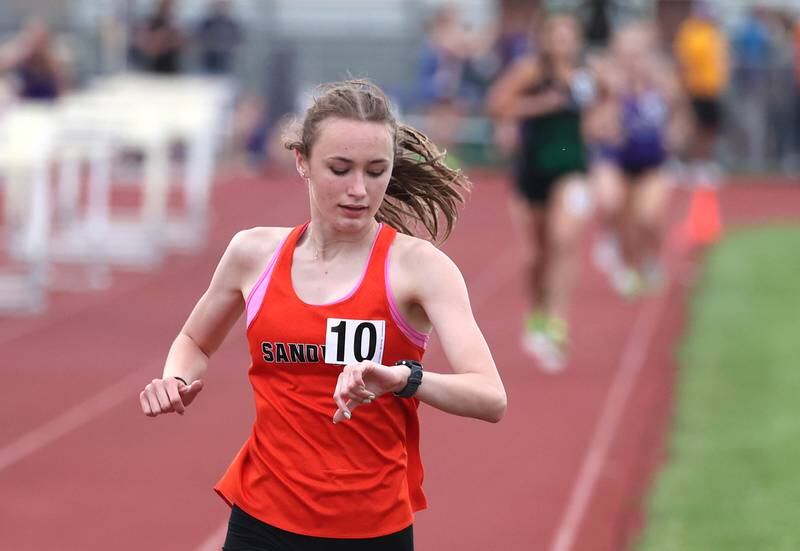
521,313,569,373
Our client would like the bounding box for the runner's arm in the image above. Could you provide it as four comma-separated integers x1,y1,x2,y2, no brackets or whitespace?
404,241,506,422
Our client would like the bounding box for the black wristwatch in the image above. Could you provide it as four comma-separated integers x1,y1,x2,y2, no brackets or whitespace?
393,360,423,398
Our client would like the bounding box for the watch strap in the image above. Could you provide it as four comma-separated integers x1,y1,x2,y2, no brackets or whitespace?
393,360,423,398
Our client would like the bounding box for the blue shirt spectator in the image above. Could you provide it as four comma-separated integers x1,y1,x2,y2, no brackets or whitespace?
196,0,243,75
733,9,771,90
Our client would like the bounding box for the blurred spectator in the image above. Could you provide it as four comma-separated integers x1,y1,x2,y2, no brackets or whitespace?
195,0,243,75
417,4,471,107
794,14,800,162
764,10,797,169
582,0,617,47
230,45,298,171
0,18,70,101
674,1,729,184
730,7,770,170
479,1,536,157
493,3,534,71
733,7,770,86
415,4,480,158
477,1,535,80
132,0,186,74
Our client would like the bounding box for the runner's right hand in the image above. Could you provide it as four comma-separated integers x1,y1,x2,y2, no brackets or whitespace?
139,377,204,417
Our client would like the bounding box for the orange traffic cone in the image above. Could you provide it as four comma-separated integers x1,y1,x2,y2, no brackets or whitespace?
680,185,722,248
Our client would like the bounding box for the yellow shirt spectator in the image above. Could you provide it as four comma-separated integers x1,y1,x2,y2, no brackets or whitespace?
674,16,730,98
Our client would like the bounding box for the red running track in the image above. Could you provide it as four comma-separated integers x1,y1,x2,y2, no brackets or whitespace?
0,170,797,551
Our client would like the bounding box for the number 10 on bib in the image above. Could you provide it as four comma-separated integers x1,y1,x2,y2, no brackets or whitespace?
325,318,386,365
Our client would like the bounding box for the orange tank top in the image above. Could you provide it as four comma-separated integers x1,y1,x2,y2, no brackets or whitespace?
215,222,429,538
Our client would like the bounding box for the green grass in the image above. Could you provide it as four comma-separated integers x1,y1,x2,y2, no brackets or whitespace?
636,225,800,551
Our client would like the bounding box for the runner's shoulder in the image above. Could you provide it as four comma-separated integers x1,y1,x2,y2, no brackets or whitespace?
227,226,293,272
391,232,462,291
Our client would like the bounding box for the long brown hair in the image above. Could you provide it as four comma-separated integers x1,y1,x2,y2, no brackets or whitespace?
284,79,470,242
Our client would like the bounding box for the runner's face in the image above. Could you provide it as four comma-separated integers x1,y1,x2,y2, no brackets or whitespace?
297,118,394,234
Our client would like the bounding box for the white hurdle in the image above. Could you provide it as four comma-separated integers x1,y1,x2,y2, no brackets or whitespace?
0,73,230,315
86,74,231,258
0,103,57,313
48,95,115,289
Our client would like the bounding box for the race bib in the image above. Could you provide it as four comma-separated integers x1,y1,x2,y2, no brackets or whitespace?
324,318,386,365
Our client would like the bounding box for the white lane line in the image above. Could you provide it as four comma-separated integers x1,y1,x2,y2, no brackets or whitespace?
548,293,668,551
0,365,154,472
